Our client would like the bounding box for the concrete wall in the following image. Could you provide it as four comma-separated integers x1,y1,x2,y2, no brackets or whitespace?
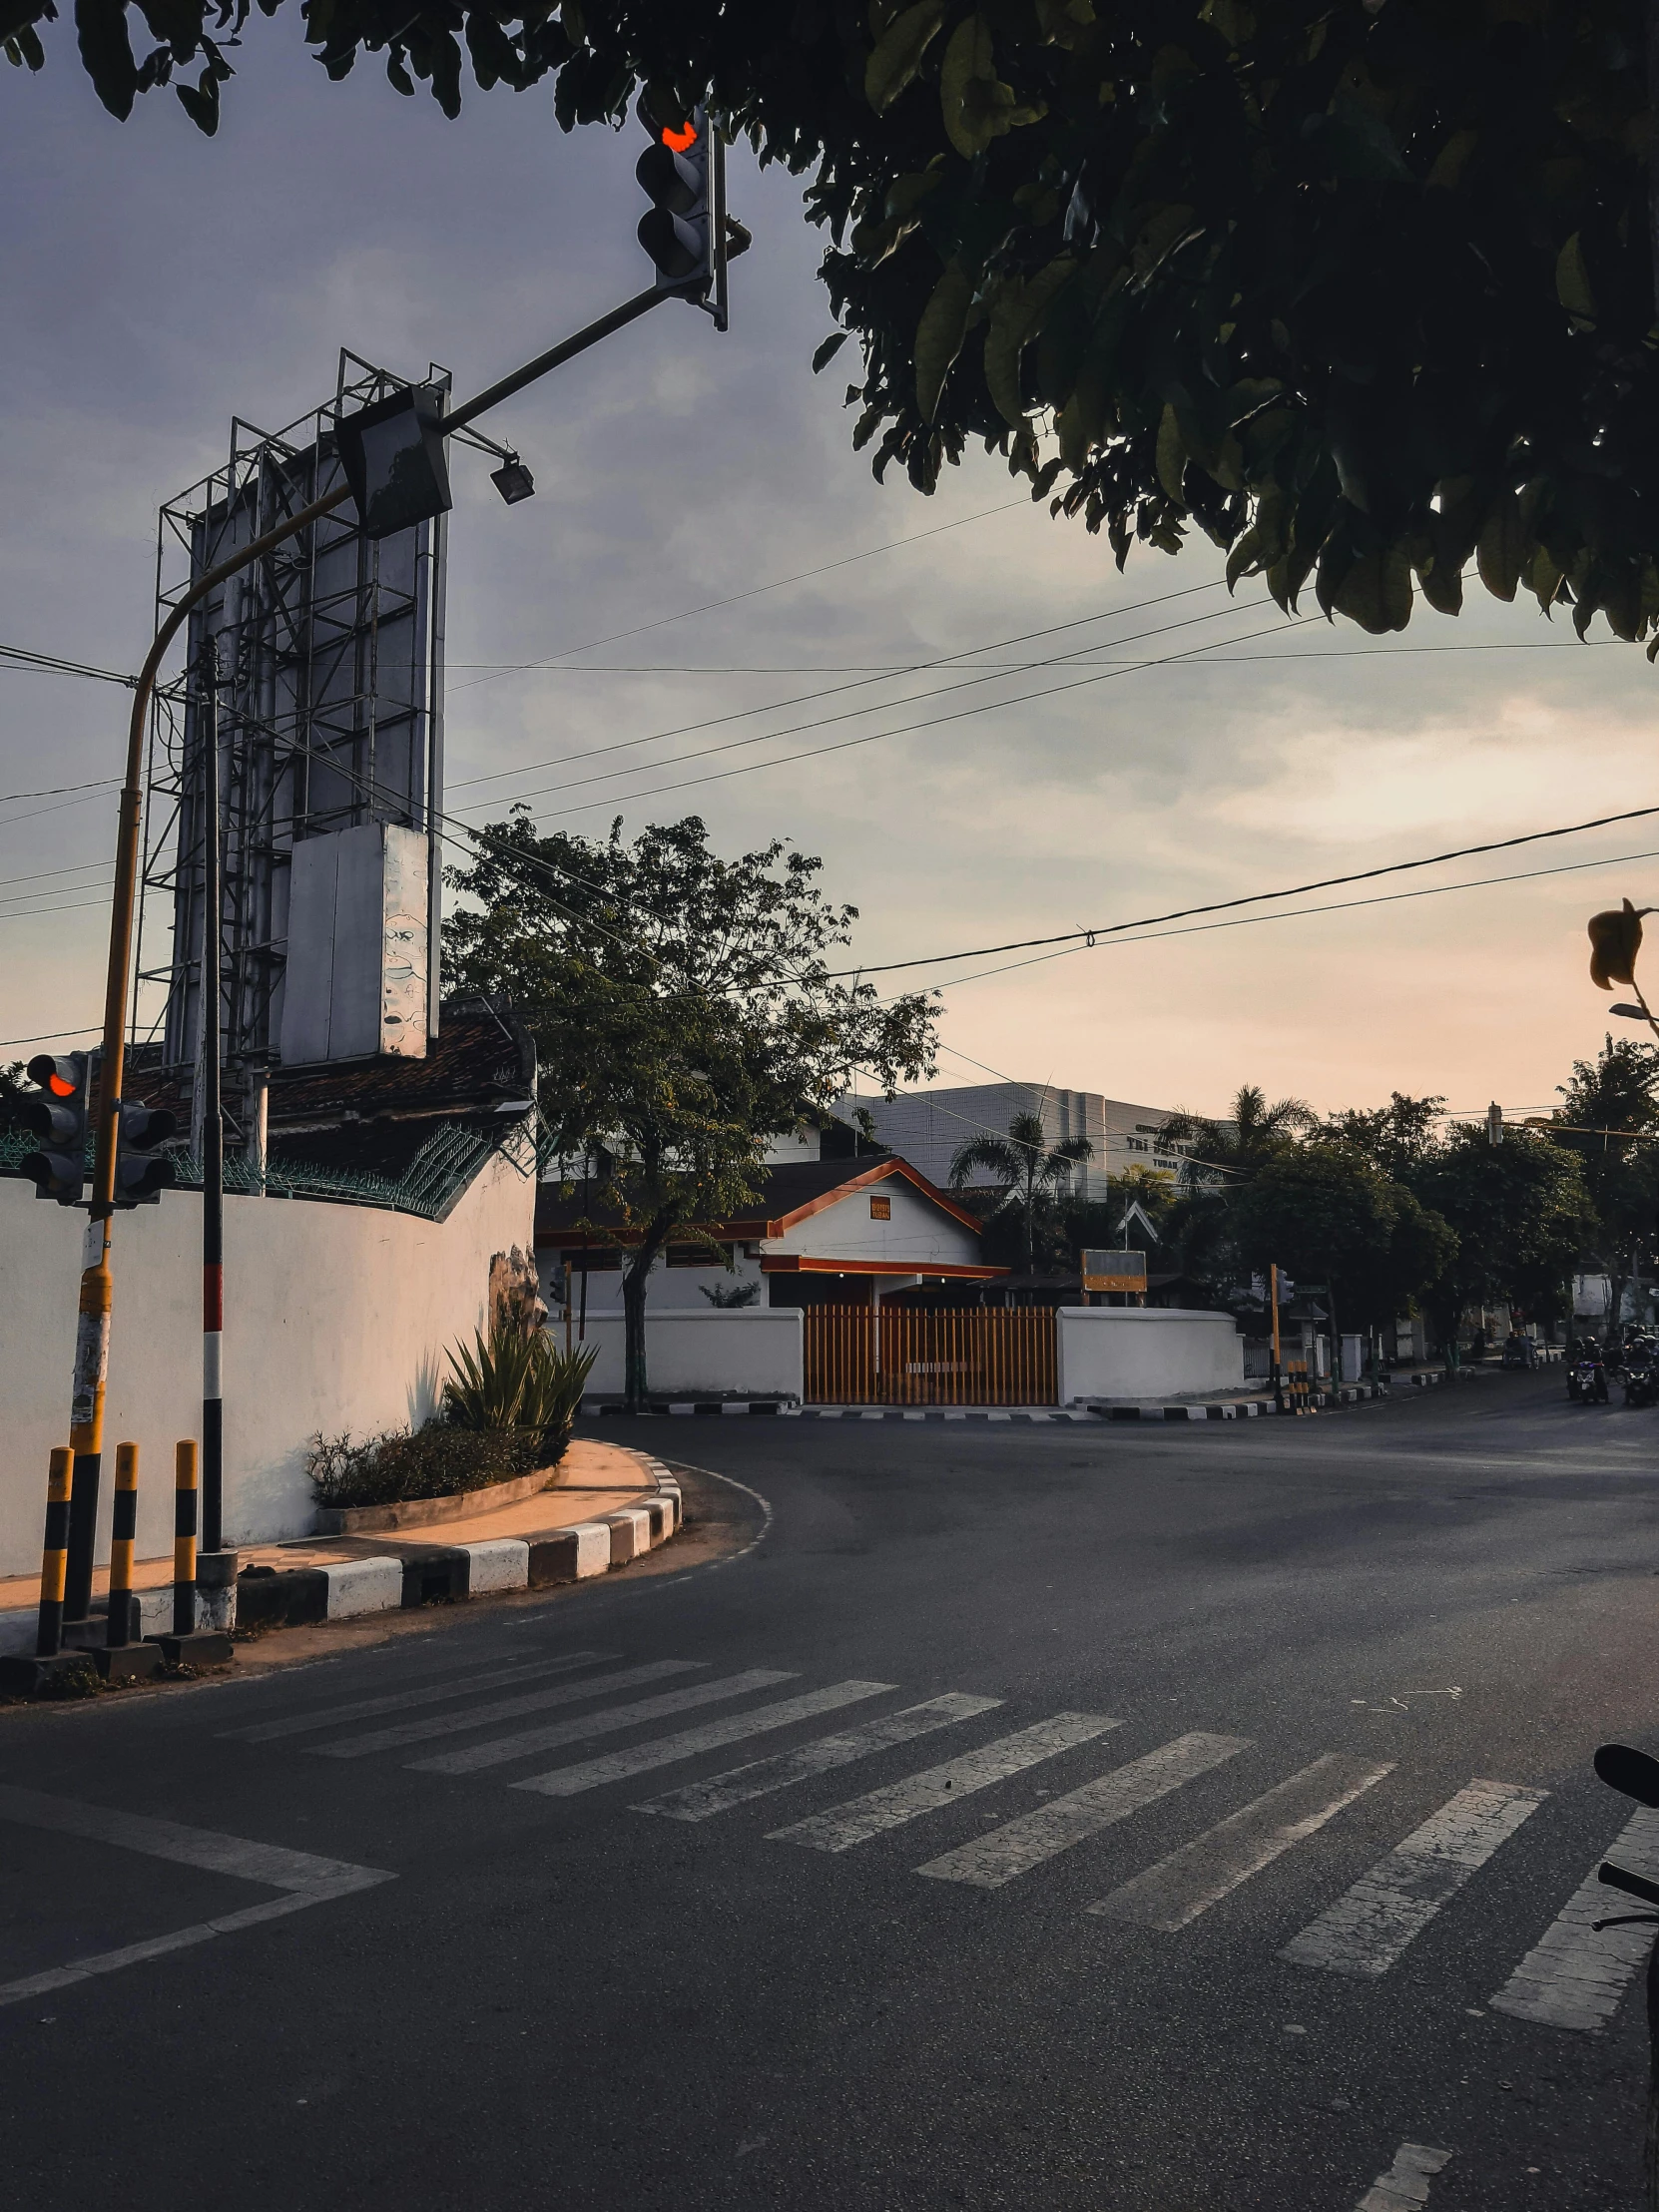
567,1309,804,1400
0,1155,537,1576
1056,1308,1243,1402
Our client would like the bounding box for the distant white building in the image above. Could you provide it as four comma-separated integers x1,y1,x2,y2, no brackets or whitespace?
833,1084,1197,1203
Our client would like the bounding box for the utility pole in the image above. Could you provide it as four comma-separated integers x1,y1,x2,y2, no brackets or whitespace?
197,644,237,1632
27,156,745,1665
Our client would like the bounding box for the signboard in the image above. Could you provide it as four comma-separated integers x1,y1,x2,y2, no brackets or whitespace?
1082,1248,1147,1295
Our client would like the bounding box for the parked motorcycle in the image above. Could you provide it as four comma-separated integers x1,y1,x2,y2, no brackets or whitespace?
1568,1340,1610,1404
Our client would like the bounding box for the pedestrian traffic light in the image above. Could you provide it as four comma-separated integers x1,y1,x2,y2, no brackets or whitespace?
113,1099,178,1208
637,101,719,298
20,1053,91,1204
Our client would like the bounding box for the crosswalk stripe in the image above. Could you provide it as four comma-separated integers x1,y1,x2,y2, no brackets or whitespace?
408,1670,799,1776
222,1650,617,1743
1089,1754,1395,1932
1282,1778,1547,1978
1488,1804,1659,2030
310,1659,707,1759
917,1732,1250,1891
635,1694,1004,1822
1356,2141,1451,2210
514,1681,898,1798
768,1713,1123,1854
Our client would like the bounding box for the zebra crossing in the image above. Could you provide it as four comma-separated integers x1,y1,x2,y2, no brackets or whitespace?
220,1644,1657,2035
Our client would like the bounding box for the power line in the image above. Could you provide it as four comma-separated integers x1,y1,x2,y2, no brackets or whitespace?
518,605,1325,824
444,497,1031,696
0,644,136,689
447,576,1232,798
829,803,1659,980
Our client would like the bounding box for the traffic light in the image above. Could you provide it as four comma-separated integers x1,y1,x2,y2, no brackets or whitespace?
1486,1101,1504,1147
20,1053,90,1204
637,101,720,301
113,1099,178,1208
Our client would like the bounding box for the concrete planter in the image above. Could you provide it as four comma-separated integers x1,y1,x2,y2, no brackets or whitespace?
313,1462,563,1535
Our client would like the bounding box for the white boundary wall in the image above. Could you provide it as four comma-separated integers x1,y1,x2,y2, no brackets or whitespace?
0,1158,536,1576
571,1310,804,1399
1056,1307,1243,1402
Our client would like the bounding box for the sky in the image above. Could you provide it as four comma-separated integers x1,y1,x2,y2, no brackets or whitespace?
4,25,1657,1127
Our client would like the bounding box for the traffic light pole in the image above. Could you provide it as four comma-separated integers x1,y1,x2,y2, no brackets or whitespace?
41,274,702,1649
200,646,225,1557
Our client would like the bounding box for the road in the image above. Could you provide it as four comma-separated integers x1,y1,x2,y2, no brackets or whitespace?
3,1371,1658,2210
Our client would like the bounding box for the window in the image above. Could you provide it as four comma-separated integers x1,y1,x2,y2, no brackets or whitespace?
668,1243,728,1268
869,1195,891,1220
567,1248,621,1272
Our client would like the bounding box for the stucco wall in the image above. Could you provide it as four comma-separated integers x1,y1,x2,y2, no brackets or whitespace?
566,1309,804,1400
1056,1308,1244,1402
0,1155,537,1576
768,1177,979,1268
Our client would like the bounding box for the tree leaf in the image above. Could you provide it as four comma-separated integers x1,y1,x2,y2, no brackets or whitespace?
915,261,974,423
1155,402,1187,503
174,59,218,128
981,256,1073,425
939,9,1043,158
1476,496,1526,602
863,0,943,115
813,330,849,373
1555,232,1597,326
1331,543,1413,635
75,0,138,119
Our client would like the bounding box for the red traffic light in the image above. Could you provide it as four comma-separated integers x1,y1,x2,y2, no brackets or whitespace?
27,1054,84,1099
662,119,698,153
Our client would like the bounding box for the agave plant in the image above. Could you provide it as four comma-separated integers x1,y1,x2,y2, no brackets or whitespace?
442,1326,598,1460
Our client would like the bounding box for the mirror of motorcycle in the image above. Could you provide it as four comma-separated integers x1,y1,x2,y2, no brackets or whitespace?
1595,1742,1659,1807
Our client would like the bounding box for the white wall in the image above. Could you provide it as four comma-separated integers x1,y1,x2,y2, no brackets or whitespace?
1056,1308,1244,1402
768,1177,980,1269
0,1154,536,1575
537,1243,768,1316
568,1309,803,1399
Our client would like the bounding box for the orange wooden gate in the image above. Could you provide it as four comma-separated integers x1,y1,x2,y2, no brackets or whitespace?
803,1307,1057,1406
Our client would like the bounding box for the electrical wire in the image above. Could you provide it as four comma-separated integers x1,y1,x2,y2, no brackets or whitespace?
447,577,1233,797
0,644,136,690
443,496,1031,696
828,802,1659,981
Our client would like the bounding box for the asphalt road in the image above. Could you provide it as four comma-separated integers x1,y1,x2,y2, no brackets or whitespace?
4,1372,1659,2211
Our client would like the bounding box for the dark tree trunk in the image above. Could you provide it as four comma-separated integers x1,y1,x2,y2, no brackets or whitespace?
621,1214,674,1413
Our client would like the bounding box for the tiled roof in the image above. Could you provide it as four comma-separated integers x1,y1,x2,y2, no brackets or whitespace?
535,1150,984,1244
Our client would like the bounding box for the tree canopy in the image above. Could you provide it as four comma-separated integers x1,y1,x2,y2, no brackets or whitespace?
443,811,937,1405
17,1,1659,646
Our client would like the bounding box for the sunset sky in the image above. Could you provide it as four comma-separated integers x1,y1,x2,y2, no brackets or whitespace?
4,28,1655,1126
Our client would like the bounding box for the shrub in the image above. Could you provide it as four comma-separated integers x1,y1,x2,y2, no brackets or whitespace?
306,1424,550,1511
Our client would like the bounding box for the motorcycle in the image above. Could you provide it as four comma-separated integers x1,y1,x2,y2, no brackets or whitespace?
1626,1341,1659,1409
1568,1343,1610,1404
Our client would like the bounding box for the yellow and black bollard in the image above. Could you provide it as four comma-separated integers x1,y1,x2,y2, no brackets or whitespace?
34,1448,73,1658
172,1438,198,1638
106,1442,138,1650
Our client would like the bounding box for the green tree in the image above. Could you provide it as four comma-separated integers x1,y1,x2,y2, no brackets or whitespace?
947,1107,1090,1275
24,3,1659,646
443,813,937,1410
1409,1124,1593,1346
1550,1035,1659,1328
1320,1093,1445,1181
1230,1144,1455,1340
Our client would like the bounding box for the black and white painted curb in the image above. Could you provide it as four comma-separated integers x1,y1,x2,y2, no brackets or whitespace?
0,1451,683,1663
584,1399,792,1418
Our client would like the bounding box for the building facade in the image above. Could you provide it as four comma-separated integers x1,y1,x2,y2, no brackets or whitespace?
833,1084,1196,1202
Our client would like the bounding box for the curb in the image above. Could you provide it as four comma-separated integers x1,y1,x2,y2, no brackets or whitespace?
583,1399,791,1418
235,1451,683,1629
0,1450,684,1678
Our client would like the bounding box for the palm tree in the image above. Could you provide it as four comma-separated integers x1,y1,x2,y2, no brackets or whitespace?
1161,1084,1316,1179
948,1109,1092,1276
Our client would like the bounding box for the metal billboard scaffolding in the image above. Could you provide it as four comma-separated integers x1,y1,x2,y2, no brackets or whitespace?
136,349,454,1132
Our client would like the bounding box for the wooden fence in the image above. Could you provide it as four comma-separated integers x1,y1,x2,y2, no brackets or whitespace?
803,1306,1057,1406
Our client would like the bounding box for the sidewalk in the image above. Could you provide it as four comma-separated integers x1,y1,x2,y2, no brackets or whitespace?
0,1438,677,1656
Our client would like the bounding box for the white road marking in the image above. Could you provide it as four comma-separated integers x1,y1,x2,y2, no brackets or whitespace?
918,1732,1249,1890
1489,1804,1659,2030
636,1694,1004,1822
311,1658,706,1758
1089,1754,1394,1931
1282,1780,1547,1978
514,1681,897,1797
768,1714,1122,1854
222,1649,617,1742
0,1784,393,2008
1355,2140,1451,2209
408,1669,798,1775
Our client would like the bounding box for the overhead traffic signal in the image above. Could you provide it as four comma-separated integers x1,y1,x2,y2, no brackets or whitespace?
20,1053,91,1205
113,1099,178,1208
637,101,723,308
